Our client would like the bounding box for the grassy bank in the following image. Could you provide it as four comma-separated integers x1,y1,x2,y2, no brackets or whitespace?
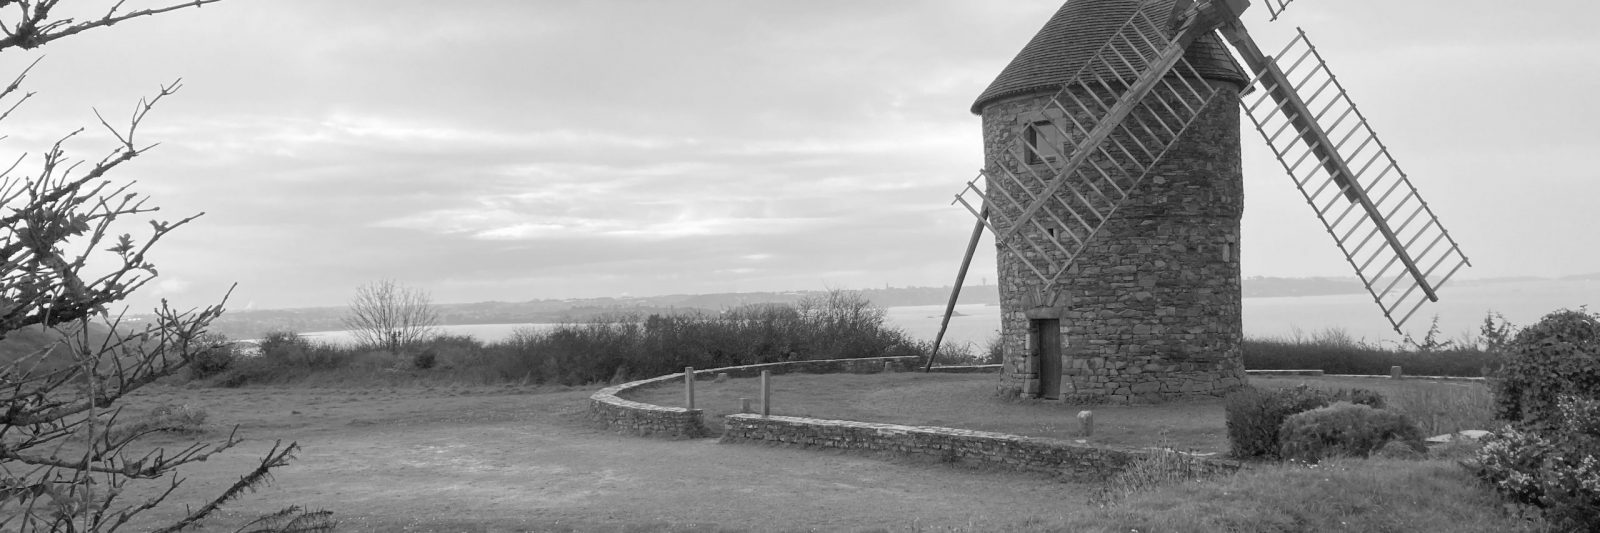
1244,326,1496,377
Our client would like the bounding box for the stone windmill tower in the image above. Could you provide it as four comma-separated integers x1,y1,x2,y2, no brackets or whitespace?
933,0,1470,402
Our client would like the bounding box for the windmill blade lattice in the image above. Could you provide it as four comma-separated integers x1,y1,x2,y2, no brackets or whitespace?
1263,0,1297,21
1241,29,1471,332
955,8,1223,286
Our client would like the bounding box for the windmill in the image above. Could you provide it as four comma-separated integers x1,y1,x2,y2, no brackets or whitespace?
926,0,1470,401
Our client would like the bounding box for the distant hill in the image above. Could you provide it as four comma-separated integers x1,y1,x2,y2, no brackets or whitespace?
192,276,1583,340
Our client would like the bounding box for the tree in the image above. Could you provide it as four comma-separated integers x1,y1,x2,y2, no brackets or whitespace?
342,279,439,354
0,1,329,531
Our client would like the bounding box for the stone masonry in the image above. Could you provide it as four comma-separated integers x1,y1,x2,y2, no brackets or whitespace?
983,84,1247,403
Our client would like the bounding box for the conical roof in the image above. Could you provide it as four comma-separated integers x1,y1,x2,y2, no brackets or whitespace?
971,0,1248,114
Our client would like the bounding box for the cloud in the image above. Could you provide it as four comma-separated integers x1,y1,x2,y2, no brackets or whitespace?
26,0,1590,313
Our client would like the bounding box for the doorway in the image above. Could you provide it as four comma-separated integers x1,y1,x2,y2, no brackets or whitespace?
1033,319,1062,399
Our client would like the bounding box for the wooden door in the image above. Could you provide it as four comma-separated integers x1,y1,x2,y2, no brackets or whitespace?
1036,319,1062,399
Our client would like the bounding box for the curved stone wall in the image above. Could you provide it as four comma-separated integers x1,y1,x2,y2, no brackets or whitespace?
588,356,922,438
588,357,1238,480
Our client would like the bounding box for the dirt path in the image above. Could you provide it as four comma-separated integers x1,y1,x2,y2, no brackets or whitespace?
113,385,1097,532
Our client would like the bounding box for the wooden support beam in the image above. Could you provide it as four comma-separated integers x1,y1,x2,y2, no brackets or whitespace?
926,209,988,372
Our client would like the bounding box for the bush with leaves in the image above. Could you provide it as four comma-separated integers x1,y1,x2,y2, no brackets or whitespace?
186,333,237,379
1225,384,1387,459
0,2,329,530
1468,396,1600,532
1488,308,1600,429
1277,402,1424,463
1470,309,1600,530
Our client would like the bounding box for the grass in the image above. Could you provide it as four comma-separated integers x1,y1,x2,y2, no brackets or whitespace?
639,370,1520,532
1060,457,1544,532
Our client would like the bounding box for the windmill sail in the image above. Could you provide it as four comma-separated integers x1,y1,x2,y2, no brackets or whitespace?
1228,28,1471,332
955,6,1224,286
1262,0,1296,21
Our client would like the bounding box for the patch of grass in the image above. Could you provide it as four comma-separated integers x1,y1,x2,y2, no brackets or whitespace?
107,403,209,442
906,458,1539,533
1386,382,1498,435
1093,443,1224,506
1068,457,1544,533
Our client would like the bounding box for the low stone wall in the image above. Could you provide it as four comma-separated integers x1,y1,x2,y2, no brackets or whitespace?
927,364,1002,374
1246,369,1487,382
721,414,1237,481
696,356,923,379
1247,369,1325,376
589,372,711,438
593,356,1238,480
588,356,923,438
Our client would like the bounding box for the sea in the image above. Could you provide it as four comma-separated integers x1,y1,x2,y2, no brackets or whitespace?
297,278,1600,349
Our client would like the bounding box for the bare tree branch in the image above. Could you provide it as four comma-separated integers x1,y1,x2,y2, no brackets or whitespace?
0,0,226,51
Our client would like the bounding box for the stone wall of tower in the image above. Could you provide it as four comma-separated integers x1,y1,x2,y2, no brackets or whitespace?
984,83,1247,403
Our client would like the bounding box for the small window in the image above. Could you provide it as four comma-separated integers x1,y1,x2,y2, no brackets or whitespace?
1024,121,1062,165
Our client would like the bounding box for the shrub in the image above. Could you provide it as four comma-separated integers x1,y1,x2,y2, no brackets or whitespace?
984,332,1004,365
210,331,367,386
1489,308,1600,429
1468,396,1600,531
1243,336,1495,377
412,349,437,370
187,334,237,379
473,291,919,386
1225,386,1323,459
1225,384,1387,459
1278,402,1425,463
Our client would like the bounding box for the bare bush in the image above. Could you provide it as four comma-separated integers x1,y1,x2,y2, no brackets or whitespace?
342,279,439,354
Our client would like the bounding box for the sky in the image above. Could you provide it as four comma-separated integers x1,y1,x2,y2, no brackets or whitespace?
3,0,1598,312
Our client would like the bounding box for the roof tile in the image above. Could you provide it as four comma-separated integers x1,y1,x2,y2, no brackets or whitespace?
972,0,1248,114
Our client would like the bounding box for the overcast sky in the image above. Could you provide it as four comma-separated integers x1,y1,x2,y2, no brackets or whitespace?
4,0,1598,311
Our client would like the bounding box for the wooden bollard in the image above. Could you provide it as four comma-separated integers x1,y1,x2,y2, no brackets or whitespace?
760,370,771,417
740,398,752,414
685,366,696,410
1390,365,1403,380
884,361,894,373
1078,410,1094,437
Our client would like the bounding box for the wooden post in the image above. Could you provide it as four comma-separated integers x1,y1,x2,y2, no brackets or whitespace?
760,370,771,417
1078,410,1094,437
740,398,752,414
685,366,696,410
1390,365,1402,380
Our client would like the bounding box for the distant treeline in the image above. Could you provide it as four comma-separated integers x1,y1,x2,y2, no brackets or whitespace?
200,285,1006,340
199,291,1002,387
